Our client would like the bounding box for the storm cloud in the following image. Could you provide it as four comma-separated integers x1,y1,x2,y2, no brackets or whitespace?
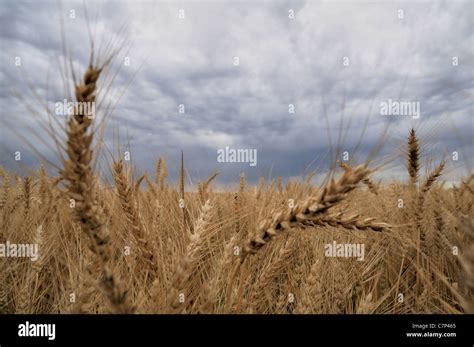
0,0,472,185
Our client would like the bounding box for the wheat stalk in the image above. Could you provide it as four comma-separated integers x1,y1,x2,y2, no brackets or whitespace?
198,171,218,203
416,161,445,238
250,237,296,313
459,216,474,313
241,164,372,261
421,161,445,194
256,177,265,200
0,167,10,210
296,259,323,313
179,151,185,201
362,177,378,195
301,212,391,232
234,173,246,235
22,176,32,222
160,158,168,192
60,61,132,314
179,151,191,233
0,261,11,313
155,157,163,185
340,161,378,194
407,128,420,185
168,199,213,313
113,160,155,271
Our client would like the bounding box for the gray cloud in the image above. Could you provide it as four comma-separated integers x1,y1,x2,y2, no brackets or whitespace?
1,0,472,185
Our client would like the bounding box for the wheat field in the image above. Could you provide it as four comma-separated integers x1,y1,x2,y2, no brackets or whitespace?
0,48,473,315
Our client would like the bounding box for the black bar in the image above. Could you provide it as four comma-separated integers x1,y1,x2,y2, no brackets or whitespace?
0,314,472,346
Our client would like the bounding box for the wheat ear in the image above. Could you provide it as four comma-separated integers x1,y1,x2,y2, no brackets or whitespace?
113,160,155,271
61,62,132,313
241,165,371,261
169,200,213,313
22,176,32,223
340,161,378,194
415,160,445,244
159,157,168,191
301,212,391,232
179,151,191,231
198,171,218,203
250,237,296,312
296,259,323,313
421,161,445,194
407,128,420,185
155,157,162,185
0,167,10,210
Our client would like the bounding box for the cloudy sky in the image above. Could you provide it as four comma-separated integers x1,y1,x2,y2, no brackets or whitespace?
0,0,472,186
